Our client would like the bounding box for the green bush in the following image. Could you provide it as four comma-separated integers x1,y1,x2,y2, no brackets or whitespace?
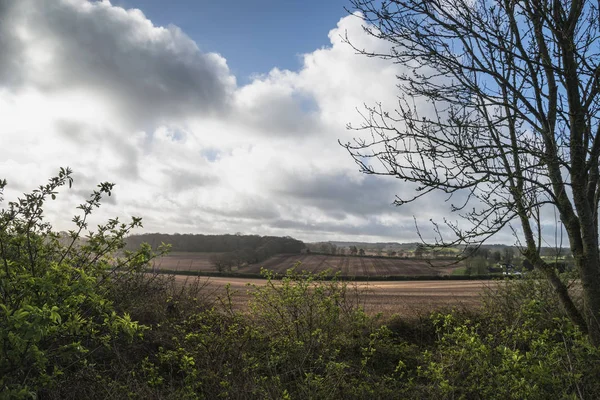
419,273,600,399
138,268,416,399
247,268,379,398
0,169,161,398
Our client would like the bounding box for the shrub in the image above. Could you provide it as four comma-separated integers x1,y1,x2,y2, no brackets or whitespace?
420,273,600,399
0,169,161,397
139,268,418,399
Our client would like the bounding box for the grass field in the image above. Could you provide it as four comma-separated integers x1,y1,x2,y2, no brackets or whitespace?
152,252,463,277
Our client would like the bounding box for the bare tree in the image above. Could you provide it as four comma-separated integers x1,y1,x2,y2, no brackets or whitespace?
342,0,600,344
414,243,426,258
210,253,233,273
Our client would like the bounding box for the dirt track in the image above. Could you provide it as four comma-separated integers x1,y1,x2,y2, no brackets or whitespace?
173,276,493,316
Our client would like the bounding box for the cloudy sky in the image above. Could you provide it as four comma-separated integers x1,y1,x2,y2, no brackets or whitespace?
0,0,500,243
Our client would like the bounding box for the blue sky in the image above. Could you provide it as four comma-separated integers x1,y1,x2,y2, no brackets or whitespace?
116,0,350,84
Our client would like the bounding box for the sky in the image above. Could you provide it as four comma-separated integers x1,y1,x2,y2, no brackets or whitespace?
0,0,522,243
116,0,350,85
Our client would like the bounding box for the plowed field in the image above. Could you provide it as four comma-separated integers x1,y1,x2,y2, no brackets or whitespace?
152,252,220,272
153,252,461,277
249,254,458,276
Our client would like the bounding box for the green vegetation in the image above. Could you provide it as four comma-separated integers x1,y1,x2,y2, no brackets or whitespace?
0,169,164,398
450,267,468,276
2,171,600,399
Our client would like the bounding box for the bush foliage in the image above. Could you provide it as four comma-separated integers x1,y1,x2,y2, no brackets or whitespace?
2,170,600,399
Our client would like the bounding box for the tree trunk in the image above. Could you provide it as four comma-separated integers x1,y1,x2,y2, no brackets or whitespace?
575,248,600,346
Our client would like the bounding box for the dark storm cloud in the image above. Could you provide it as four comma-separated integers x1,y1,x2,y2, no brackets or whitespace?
1,0,234,124
0,2,25,87
271,218,419,240
212,208,281,221
273,170,477,239
199,199,281,221
276,173,405,217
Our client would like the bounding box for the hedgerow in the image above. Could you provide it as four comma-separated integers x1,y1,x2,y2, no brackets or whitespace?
2,170,600,399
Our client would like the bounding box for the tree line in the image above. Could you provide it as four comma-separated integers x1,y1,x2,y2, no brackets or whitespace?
125,233,306,272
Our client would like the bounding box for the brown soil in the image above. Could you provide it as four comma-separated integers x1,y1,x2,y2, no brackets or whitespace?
172,275,493,317
154,253,463,277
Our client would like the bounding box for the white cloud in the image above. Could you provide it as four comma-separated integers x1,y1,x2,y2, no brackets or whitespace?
0,0,478,243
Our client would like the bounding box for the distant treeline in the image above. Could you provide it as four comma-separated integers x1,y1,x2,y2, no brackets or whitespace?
153,268,503,281
125,233,305,271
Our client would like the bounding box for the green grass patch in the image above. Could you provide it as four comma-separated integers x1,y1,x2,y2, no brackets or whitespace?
451,267,469,276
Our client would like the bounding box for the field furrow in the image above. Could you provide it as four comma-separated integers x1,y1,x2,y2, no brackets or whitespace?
153,252,463,277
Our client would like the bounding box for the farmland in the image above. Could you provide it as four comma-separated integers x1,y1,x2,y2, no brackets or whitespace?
173,275,491,316
152,251,221,272
152,252,462,277
154,252,482,316
253,253,460,276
